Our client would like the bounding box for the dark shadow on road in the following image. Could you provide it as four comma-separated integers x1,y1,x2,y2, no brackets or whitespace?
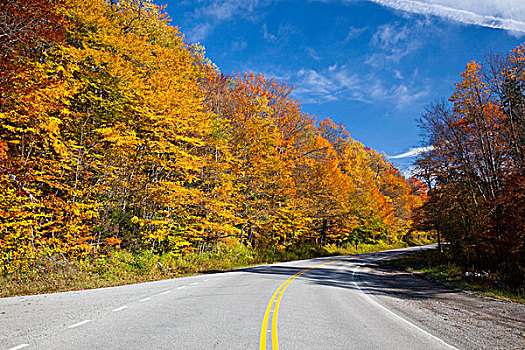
234,252,456,301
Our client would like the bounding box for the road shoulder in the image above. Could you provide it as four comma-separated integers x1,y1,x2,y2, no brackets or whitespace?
355,261,525,350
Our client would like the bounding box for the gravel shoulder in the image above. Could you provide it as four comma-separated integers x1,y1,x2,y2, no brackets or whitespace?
356,260,525,350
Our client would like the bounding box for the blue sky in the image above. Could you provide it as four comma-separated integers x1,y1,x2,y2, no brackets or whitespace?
161,0,525,174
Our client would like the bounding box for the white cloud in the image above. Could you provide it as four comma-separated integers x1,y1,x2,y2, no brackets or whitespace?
306,47,322,61
366,0,525,33
262,24,277,40
368,79,430,108
182,0,525,42
345,26,368,40
389,146,434,159
393,84,429,107
367,20,430,67
293,66,369,104
199,0,263,20
186,23,213,42
183,0,269,42
291,65,429,107
371,22,410,50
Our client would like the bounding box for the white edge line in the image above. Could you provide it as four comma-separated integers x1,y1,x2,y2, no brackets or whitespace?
8,344,30,350
67,319,92,329
139,297,151,302
351,262,458,350
112,305,128,312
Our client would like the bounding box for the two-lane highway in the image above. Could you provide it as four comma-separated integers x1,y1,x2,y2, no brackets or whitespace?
1,245,460,349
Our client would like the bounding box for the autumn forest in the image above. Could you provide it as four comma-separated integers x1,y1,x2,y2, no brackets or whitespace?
1,0,523,293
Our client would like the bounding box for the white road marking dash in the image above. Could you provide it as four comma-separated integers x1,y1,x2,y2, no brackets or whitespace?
8,344,30,350
68,319,92,329
139,297,151,302
160,290,171,295
112,305,128,312
176,286,185,289
190,282,198,285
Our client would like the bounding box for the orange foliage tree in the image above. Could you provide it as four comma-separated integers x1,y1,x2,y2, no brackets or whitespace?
1,0,425,274
416,49,525,284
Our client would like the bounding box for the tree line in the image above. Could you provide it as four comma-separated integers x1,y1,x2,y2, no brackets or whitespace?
415,48,525,285
0,0,425,273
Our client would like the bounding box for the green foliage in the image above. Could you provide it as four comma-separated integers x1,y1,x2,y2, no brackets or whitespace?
0,241,414,297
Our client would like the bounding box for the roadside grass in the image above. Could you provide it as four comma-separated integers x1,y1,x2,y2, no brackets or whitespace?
382,248,525,304
1,241,410,297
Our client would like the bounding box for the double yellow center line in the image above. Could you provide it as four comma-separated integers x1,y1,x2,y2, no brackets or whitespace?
259,257,353,350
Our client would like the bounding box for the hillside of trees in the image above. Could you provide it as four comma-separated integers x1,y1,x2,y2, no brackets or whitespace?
415,50,525,286
0,0,427,278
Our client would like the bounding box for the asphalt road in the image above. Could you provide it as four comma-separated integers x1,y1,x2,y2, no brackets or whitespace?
1,245,460,350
